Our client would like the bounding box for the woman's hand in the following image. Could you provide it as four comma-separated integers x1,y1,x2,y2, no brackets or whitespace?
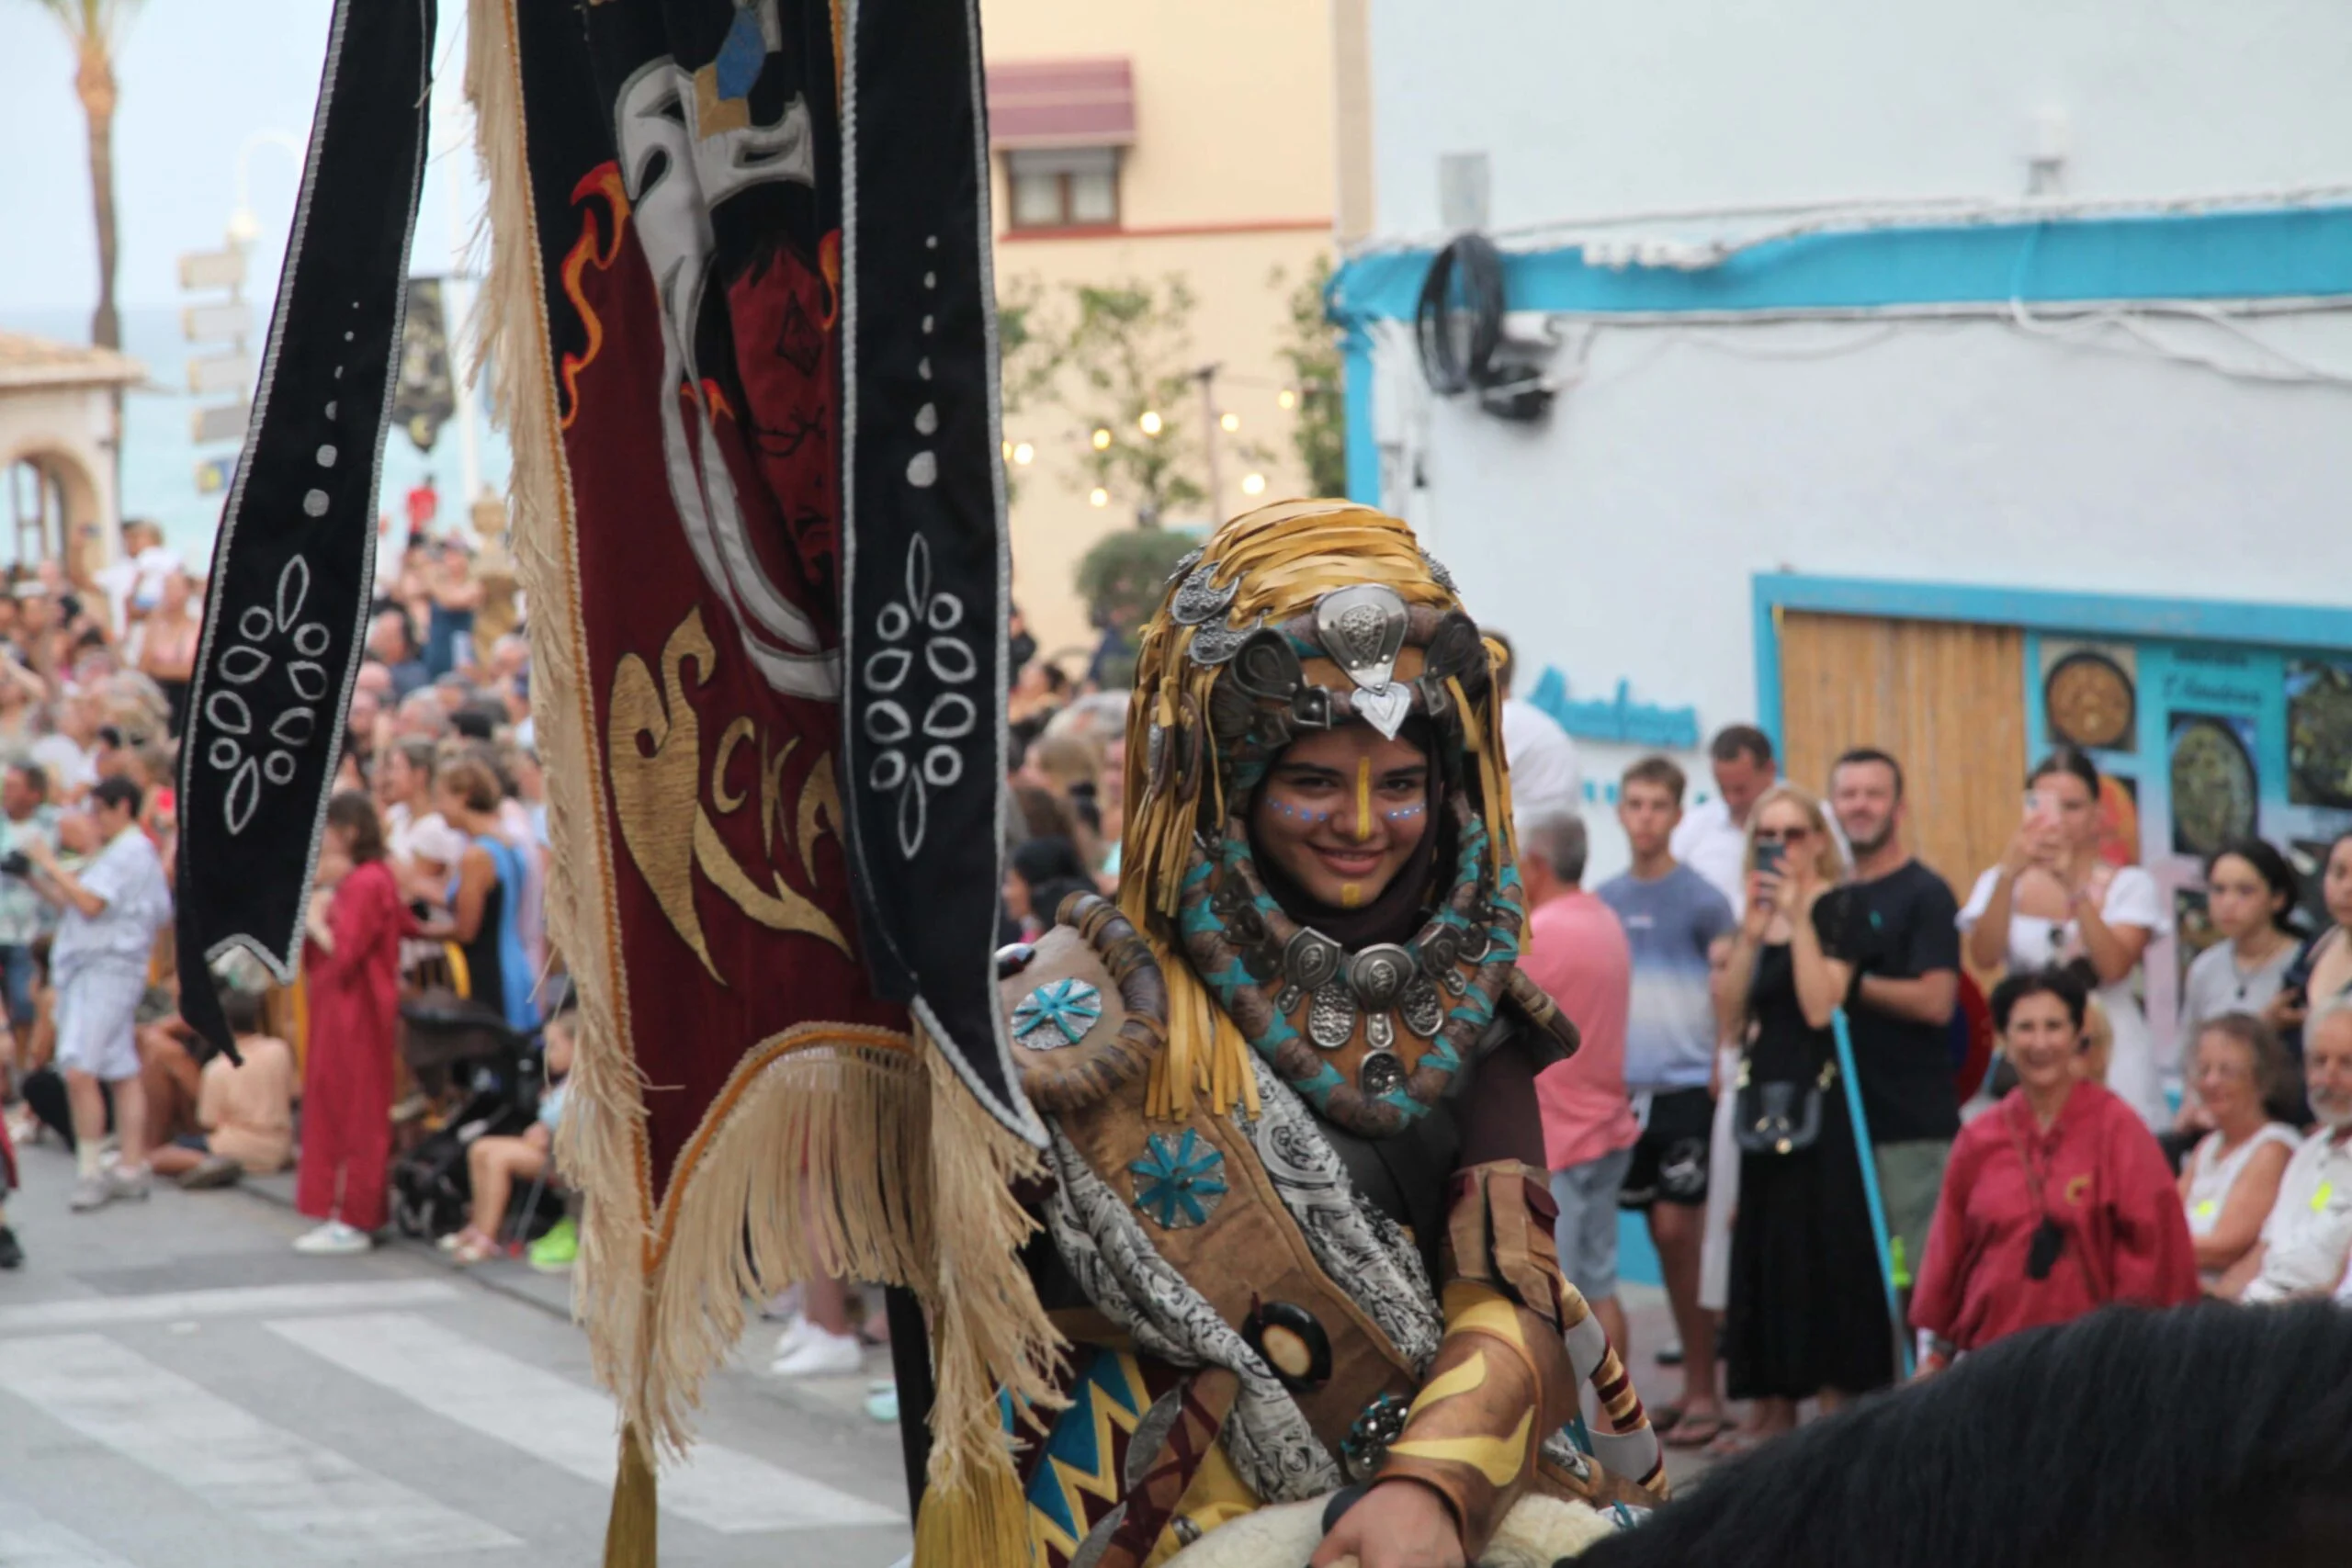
1308,1482,1464,1568
1742,872,1779,938
1998,821,2045,878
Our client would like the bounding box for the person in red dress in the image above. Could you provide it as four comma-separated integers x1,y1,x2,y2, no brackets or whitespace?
1912,966,2198,1370
292,792,412,1256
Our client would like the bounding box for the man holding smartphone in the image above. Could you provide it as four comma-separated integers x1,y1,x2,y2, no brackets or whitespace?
1823,748,1962,1292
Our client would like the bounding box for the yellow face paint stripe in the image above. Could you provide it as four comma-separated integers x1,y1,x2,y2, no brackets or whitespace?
1355,757,1374,842
1385,1410,1536,1487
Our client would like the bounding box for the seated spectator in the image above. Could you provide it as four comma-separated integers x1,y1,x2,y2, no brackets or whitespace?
143,989,294,1188
1912,969,2198,1369
2176,1015,2299,1292
444,1004,573,1266
2224,1009,2352,1303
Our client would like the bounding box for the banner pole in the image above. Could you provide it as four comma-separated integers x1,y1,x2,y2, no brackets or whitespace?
883,1285,936,1520
1831,1008,1915,1381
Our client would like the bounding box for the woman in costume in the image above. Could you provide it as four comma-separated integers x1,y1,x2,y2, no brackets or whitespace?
996,502,1663,1568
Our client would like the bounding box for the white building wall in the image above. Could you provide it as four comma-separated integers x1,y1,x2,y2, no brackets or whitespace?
1353,1,2352,880
1368,0,2352,232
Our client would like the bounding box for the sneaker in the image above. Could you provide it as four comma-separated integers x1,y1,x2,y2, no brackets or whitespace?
69,1173,111,1212
767,1326,863,1378
0,1225,22,1269
767,1314,817,1364
865,1380,899,1423
105,1164,151,1202
293,1221,372,1257
526,1217,578,1273
178,1154,244,1190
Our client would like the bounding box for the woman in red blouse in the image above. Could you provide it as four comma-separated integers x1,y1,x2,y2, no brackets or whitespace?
1912,967,2197,1370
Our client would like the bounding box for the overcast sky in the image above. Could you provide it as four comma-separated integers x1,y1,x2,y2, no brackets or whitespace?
0,2,481,321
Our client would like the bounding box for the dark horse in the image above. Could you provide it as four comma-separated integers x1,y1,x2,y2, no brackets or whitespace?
1580,1302,2352,1568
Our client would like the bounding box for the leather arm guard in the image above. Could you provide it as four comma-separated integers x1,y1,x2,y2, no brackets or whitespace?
1372,1160,1580,1560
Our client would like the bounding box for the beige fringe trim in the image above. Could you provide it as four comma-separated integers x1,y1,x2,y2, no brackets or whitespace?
465,0,1065,1501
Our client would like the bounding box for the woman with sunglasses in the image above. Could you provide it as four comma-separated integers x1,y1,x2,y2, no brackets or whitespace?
1712,784,1894,1453
1911,968,2196,1371
1962,748,2169,1127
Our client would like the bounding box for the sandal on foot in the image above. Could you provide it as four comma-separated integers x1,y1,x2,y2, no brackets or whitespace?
1703,1427,1773,1460
1663,1412,1730,1449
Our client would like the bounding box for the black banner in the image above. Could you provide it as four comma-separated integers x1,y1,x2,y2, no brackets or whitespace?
391,275,455,453
175,0,435,1052
842,0,1038,1143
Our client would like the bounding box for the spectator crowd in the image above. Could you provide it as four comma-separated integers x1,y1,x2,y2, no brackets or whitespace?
6,525,2345,1450
0,505,575,1279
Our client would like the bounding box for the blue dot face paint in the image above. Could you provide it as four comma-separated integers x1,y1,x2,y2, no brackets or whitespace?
1272,800,1332,824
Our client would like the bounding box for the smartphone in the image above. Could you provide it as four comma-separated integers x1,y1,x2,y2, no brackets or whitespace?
1756,840,1786,876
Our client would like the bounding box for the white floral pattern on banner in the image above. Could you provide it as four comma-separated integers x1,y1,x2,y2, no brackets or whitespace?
860,534,976,857
204,556,331,834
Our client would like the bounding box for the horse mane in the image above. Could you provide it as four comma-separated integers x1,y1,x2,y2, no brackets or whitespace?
1580,1303,2352,1568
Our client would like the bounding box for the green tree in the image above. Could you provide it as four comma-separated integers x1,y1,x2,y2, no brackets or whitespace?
31,1,141,355
1033,276,1206,527
1272,254,1347,499
1072,525,1199,686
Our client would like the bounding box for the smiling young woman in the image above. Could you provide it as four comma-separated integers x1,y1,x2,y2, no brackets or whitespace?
1250,727,1432,912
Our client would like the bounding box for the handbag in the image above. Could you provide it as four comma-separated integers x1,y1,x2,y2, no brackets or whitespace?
1733,1055,1837,1156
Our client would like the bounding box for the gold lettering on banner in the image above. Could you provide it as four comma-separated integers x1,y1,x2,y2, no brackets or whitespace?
609,608,854,987
610,610,719,980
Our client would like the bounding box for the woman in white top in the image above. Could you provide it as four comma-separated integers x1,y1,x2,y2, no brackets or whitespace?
1962,748,2169,1127
2176,1014,2298,1292
2173,838,2302,1135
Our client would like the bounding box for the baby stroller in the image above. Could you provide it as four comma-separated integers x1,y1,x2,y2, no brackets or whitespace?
389,945,552,1242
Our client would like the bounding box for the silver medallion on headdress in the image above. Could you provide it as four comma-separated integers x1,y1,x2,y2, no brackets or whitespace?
1314,584,1412,739
1170,564,1238,626
1187,614,1264,667
1314,585,1409,691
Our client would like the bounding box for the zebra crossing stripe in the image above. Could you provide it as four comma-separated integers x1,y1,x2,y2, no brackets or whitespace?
0,1498,138,1567
0,1279,462,1337
266,1312,902,1532
0,1334,518,1555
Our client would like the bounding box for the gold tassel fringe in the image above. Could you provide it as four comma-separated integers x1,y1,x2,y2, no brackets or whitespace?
603,1423,659,1568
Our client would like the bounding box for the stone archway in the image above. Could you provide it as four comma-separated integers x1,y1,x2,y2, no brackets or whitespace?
3,446,101,574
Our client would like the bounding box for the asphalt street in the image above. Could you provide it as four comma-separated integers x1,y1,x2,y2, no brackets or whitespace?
0,1136,914,1568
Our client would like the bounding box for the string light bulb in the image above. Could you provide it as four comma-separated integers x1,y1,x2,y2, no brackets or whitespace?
1091,427,1113,450
1240,472,1267,496
1219,412,1239,432
1012,441,1035,466
1137,410,1163,436
1000,439,1012,461
1088,487,1110,507
1276,388,1297,410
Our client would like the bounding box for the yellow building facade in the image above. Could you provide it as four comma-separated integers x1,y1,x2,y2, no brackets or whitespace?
982,0,1340,666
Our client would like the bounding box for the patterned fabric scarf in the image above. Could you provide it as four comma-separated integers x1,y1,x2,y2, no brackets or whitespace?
1176,790,1524,1139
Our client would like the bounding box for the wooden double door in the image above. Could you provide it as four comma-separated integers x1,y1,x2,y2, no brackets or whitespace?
1776,609,2025,912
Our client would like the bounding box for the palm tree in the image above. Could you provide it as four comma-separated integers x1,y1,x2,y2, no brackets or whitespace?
33,0,142,353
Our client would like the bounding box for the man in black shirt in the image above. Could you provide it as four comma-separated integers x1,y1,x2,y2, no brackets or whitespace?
1825,748,1962,1293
